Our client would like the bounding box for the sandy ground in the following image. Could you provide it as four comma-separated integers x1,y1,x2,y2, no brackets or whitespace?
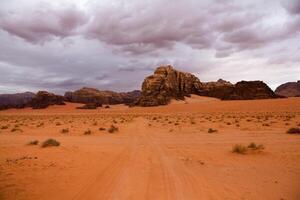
0,96,300,200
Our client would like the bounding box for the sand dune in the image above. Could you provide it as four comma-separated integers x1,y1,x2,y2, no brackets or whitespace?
0,97,300,199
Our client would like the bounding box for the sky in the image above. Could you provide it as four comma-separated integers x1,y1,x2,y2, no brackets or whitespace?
0,0,299,94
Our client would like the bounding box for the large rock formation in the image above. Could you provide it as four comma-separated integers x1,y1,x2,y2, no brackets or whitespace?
136,65,280,106
0,92,35,110
136,65,204,106
200,80,279,100
275,81,300,97
64,87,140,106
29,91,65,109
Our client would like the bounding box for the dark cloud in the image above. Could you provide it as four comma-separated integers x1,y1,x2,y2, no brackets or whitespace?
0,0,299,93
0,4,88,43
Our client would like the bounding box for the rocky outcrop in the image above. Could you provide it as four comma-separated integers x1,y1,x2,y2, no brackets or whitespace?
136,65,204,106
136,65,280,106
200,80,279,100
275,81,300,97
29,91,65,109
0,92,35,110
64,87,140,106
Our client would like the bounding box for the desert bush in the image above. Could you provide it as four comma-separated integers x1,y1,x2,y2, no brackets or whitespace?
84,129,92,135
247,142,265,150
287,127,300,134
208,128,218,133
11,128,22,132
99,127,106,131
105,105,110,109
1,125,9,130
27,140,39,145
232,144,247,154
41,139,60,148
108,125,118,133
60,128,69,134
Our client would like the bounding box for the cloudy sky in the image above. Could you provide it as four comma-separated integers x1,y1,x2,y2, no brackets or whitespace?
0,0,299,94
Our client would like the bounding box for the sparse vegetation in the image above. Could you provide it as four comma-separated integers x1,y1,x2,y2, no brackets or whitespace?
60,128,69,134
208,128,218,133
99,127,106,131
27,140,39,145
1,125,9,130
108,125,118,133
287,127,300,134
84,129,92,135
41,139,60,148
232,142,265,154
232,144,247,154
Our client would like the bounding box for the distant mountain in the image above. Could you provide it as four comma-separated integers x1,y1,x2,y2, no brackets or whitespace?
136,65,280,106
275,81,300,97
0,92,35,110
64,87,141,106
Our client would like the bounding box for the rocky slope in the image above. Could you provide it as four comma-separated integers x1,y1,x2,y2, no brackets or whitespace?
0,92,35,110
275,81,300,97
136,65,280,106
64,87,140,106
29,91,65,109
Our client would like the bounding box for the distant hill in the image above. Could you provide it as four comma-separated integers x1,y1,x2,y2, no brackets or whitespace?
0,92,35,110
64,87,141,106
275,81,300,97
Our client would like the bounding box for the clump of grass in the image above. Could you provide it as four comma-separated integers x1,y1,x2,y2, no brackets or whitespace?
232,142,265,154
84,129,92,135
11,128,22,132
99,127,106,131
108,125,118,133
1,125,9,130
247,142,265,150
208,128,218,133
55,122,61,126
60,128,69,134
287,127,300,134
105,105,110,109
232,144,247,154
41,139,60,148
27,140,39,145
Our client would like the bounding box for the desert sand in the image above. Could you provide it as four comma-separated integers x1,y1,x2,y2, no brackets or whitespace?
0,96,300,200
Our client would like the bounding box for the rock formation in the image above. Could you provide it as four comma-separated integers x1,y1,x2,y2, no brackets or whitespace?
136,65,204,106
136,65,280,106
200,80,279,100
30,91,65,109
64,87,140,106
0,92,35,110
275,81,300,97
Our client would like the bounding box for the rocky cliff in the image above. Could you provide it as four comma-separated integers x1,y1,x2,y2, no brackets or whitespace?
136,65,204,106
0,92,35,110
275,81,300,97
64,87,140,106
136,65,280,106
29,91,65,109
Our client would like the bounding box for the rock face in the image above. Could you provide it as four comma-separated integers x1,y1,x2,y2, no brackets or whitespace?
64,87,140,106
200,80,279,100
275,81,300,97
0,92,35,110
136,65,204,106
30,91,65,109
136,65,280,106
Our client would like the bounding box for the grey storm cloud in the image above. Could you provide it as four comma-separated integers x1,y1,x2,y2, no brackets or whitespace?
0,0,299,94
